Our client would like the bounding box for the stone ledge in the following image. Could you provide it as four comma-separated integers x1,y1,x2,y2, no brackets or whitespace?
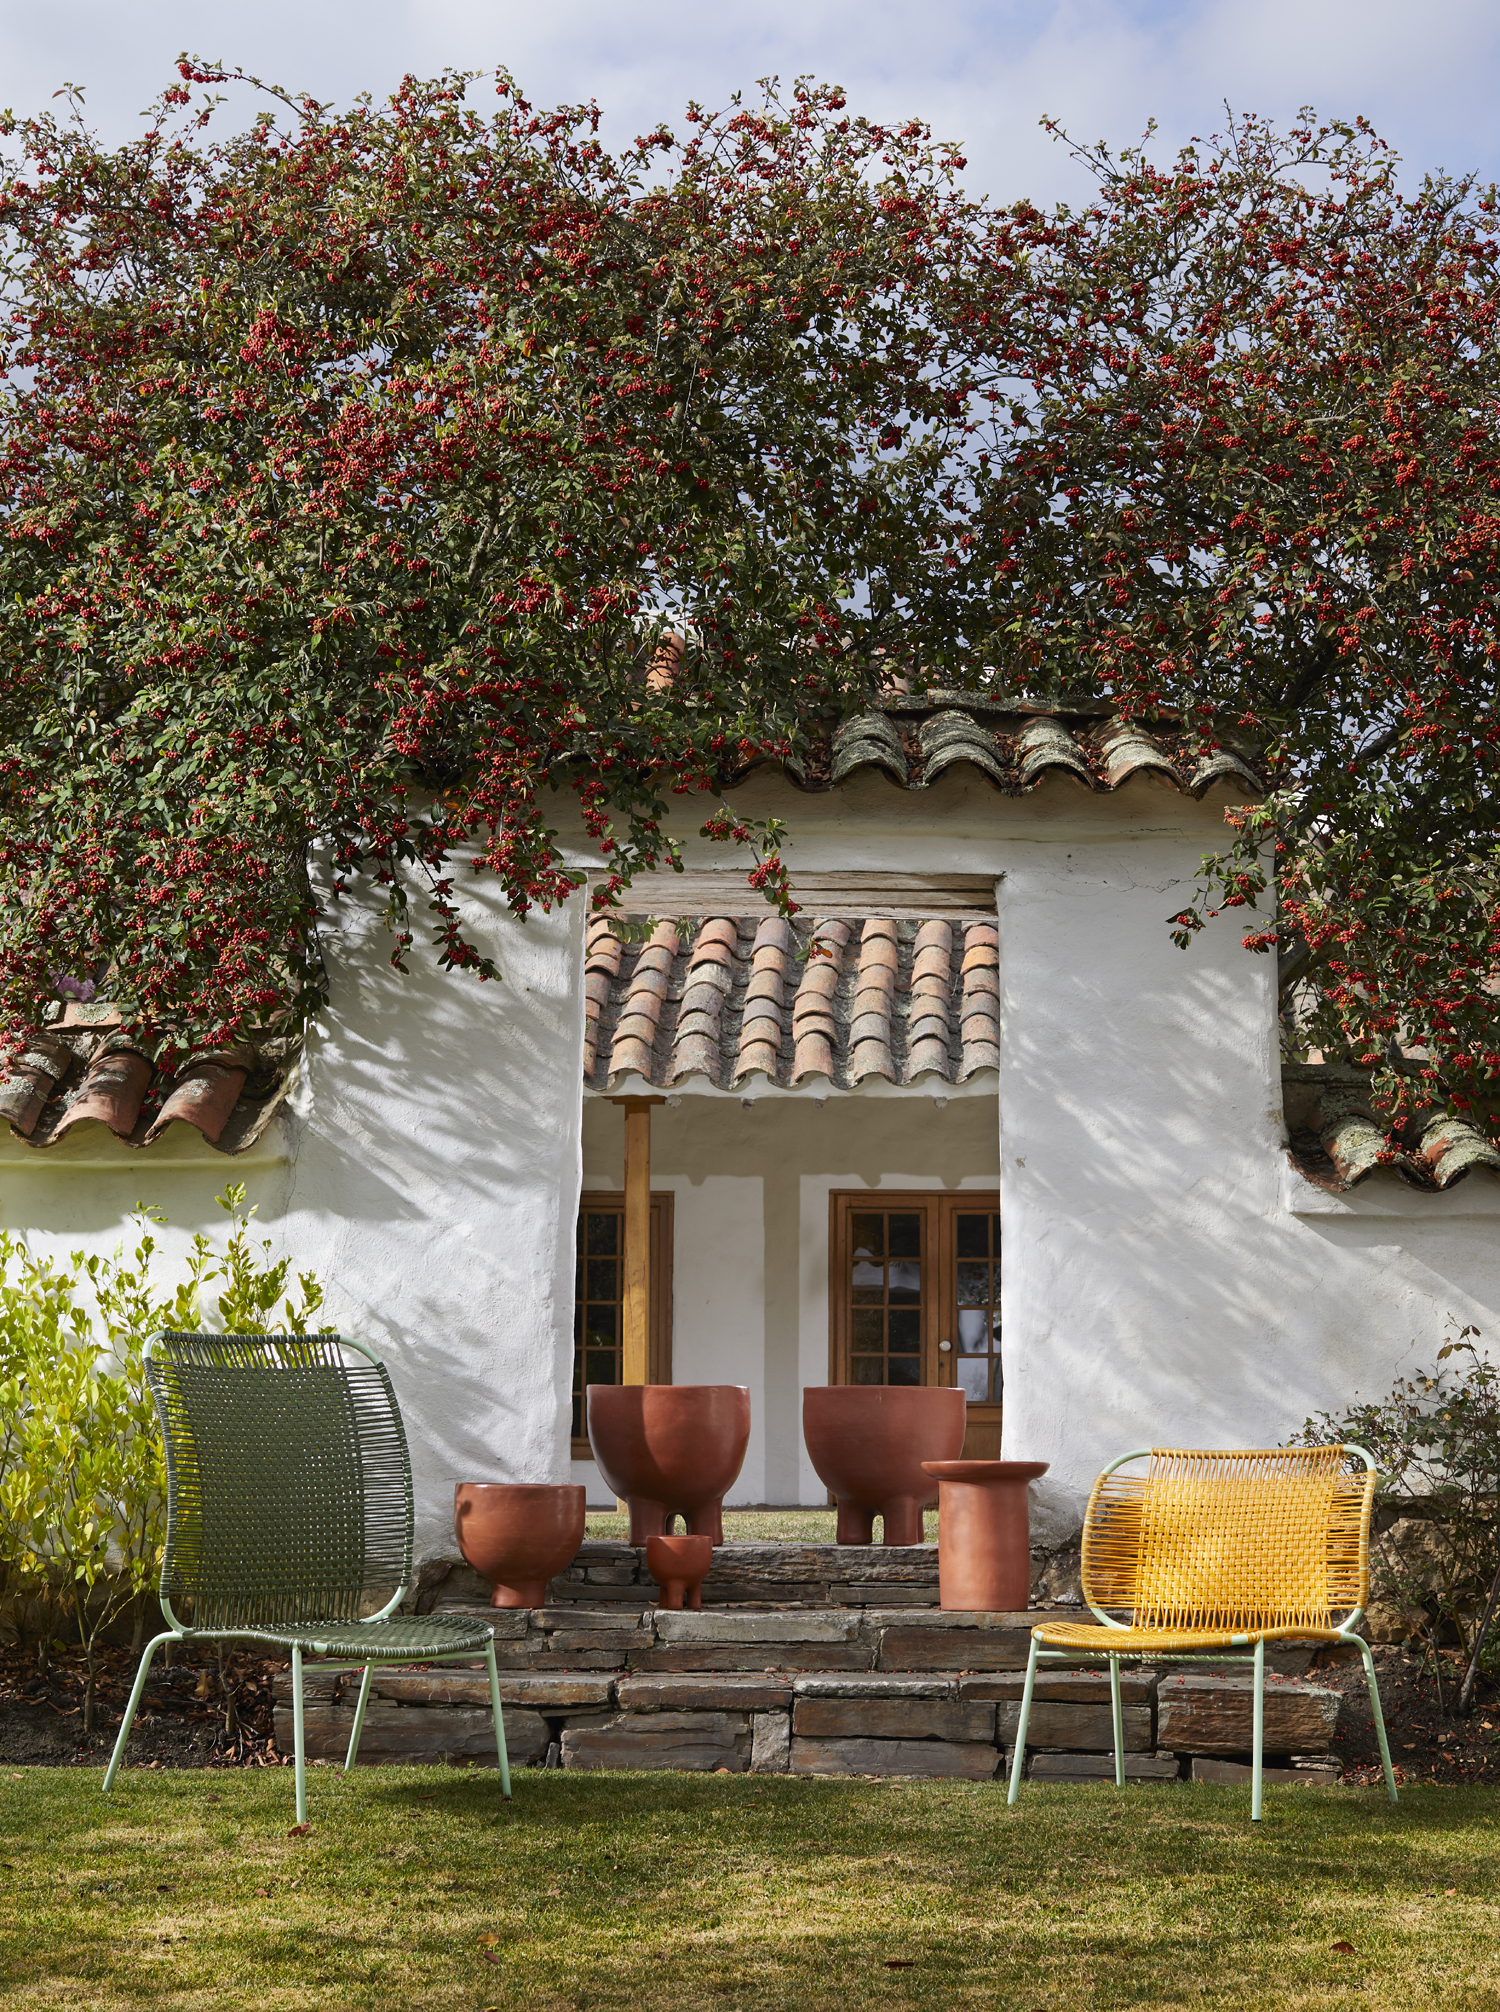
790,1736,997,1780
1027,1752,1183,1782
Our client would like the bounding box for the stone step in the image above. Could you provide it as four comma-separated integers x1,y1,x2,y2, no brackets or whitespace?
425,1598,1322,1681
271,1662,1342,1780
426,1541,946,1613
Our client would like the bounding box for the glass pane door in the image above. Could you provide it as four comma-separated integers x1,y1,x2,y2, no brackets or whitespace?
953,1209,1002,1405
843,1206,928,1386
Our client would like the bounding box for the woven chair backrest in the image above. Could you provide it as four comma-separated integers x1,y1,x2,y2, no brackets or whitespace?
1080,1446,1374,1633
147,1333,414,1631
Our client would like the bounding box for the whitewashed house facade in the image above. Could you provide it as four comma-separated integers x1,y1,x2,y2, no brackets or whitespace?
5,697,1499,1557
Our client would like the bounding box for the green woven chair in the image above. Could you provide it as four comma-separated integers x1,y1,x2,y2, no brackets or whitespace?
102,1332,510,1822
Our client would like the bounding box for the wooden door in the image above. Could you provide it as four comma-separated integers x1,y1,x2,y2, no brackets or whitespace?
828,1191,1002,1457
572,1193,673,1458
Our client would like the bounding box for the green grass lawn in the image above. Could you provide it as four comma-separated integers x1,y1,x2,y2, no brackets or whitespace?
2,1769,1497,2011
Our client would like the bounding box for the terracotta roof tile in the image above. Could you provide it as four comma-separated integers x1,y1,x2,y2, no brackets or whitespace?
1283,1065,1500,1194
5,1023,300,1154
720,697,1263,799
586,913,1001,1092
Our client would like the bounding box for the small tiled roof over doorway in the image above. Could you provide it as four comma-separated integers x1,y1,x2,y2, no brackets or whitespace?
583,914,999,1092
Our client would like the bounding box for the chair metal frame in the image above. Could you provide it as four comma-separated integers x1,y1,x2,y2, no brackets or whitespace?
1005,1444,1399,1821
102,1332,510,1822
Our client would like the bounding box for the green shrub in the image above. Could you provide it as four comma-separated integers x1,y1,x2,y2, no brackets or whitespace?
0,1184,325,1732
1298,1326,1500,1714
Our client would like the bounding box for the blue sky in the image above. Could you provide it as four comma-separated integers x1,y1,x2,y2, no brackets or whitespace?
3,1,1495,204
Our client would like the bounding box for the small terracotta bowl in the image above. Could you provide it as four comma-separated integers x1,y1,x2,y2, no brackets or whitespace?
645,1533,713,1611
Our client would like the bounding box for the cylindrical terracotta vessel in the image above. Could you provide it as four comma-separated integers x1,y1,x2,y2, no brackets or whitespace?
802,1386,967,1545
453,1482,586,1608
585,1384,751,1546
645,1533,713,1611
921,1459,1050,1610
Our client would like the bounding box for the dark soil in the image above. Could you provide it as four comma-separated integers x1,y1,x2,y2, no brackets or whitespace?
0,1640,288,1771
1309,1643,1500,1786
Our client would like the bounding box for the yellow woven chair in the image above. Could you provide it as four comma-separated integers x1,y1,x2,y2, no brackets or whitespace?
1006,1445,1398,1821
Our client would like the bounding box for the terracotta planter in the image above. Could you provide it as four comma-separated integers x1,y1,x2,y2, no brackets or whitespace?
921,1459,1050,1610
645,1533,713,1610
453,1481,586,1608
585,1384,751,1545
802,1385,966,1545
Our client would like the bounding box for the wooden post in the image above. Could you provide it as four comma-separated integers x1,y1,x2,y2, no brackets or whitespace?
612,1096,664,1386
622,1099,652,1387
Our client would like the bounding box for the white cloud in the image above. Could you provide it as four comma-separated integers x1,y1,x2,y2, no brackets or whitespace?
1,0,1492,203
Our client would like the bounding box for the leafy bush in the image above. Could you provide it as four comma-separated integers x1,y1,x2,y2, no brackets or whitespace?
1298,1326,1500,1714
0,1184,325,1732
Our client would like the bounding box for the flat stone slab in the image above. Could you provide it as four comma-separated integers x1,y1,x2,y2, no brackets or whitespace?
999,1701,1152,1752
1157,1676,1340,1756
1027,1751,1183,1782
878,1624,1032,1671
616,1675,793,1712
373,1672,613,1710
654,1611,862,1644
961,1670,1159,1703
790,1737,997,1781
793,1697,995,1744
1190,1756,1342,1786
627,1644,874,1674
278,1700,548,1767
794,1674,956,1699
563,1713,750,1773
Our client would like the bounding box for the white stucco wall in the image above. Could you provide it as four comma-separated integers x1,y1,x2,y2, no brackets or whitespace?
1,873,587,1561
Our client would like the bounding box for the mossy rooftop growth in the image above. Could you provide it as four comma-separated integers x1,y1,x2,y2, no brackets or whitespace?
1,1769,1497,2010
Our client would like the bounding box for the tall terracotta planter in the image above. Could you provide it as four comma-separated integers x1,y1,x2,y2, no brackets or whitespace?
453,1481,586,1608
585,1383,750,1545
922,1459,1050,1609
802,1385,966,1545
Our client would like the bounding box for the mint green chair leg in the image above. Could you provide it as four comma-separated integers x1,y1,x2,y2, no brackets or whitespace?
292,1648,308,1826
102,1631,176,1794
1352,1636,1399,1803
345,1664,375,1772
1251,1638,1265,1823
1109,1656,1125,1787
485,1640,512,1797
1007,1635,1041,1805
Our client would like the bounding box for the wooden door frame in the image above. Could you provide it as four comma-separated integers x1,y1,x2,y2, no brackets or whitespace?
827,1189,1002,1441
572,1190,674,1459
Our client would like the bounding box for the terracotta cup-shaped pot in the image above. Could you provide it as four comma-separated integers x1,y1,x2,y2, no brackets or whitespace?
802,1385,967,1545
921,1459,1050,1610
645,1533,713,1611
585,1384,751,1546
453,1482,586,1608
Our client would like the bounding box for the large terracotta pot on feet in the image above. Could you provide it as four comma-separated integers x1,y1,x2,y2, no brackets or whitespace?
453,1481,586,1608
802,1386,966,1545
585,1384,751,1545
921,1459,1050,1609
645,1533,713,1610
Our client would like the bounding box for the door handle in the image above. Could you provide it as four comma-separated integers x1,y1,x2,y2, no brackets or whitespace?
938,1339,952,1353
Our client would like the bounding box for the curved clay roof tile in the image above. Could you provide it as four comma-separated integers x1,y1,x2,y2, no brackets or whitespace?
1413,1114,1500,1189
0,1033,71,1138
668,918,741,1086
918,711,1006,788
732,917,794,1086
791,920,853,1082
607,921,680,1082
1096,721,1181,792
830,712,909,786
956,922,1000,1078
848,919,900,1083
906,919,954,1081
143,1049,253,1147
1015,717,1093,791
582,917,624,1081
50,1044,153,1143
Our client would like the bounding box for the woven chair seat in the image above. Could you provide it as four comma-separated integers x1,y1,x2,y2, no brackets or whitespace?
1034,1619,1346,1653
177,1613,495,1660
